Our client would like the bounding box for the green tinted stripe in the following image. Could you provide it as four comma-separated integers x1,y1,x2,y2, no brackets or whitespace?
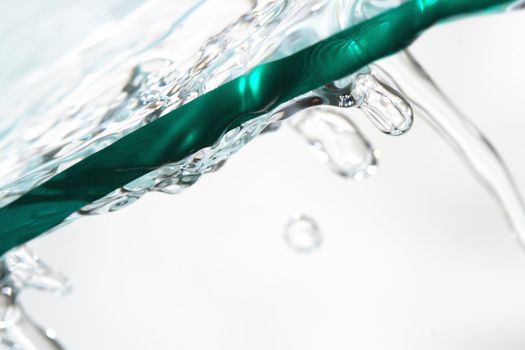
0,0,513,254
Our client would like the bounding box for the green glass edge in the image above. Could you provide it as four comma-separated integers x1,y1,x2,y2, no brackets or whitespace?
0,0,514,255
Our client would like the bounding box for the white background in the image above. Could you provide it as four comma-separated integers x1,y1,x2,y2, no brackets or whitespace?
3,3,525,350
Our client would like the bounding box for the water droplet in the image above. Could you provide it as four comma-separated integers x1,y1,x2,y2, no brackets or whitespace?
290,107,379,180
284,214,322,253
351,73,413,136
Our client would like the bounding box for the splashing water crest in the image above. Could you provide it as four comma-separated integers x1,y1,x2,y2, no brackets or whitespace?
0,0,331,208
0,1,414,342
0,0,416,218
0,0,522,259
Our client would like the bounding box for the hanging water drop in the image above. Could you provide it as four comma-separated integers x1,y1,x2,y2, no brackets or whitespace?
290,107,379,180
351,73,413,136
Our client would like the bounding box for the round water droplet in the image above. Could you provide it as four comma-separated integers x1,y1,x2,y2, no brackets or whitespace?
284,214,322,253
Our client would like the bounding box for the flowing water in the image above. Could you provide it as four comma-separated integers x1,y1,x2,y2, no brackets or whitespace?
371,51,525,248
0,0,412,213
0,0,524,348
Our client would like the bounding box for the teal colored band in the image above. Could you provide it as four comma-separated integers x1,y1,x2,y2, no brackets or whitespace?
0,0,514,255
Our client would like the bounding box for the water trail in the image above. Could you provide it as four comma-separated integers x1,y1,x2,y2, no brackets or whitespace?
0,246,70,349
284,213,323,253
372,51,525,246
289,107,380,180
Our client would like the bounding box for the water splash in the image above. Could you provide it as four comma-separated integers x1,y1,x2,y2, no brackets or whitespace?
0,0,421,213
0,0,333,208
284,213,323,253
0,0,418,227
90,64,410,215
41,68,413,218
0,246,69,349
1,0,521,248
0,0,522,348
1,246,71,295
